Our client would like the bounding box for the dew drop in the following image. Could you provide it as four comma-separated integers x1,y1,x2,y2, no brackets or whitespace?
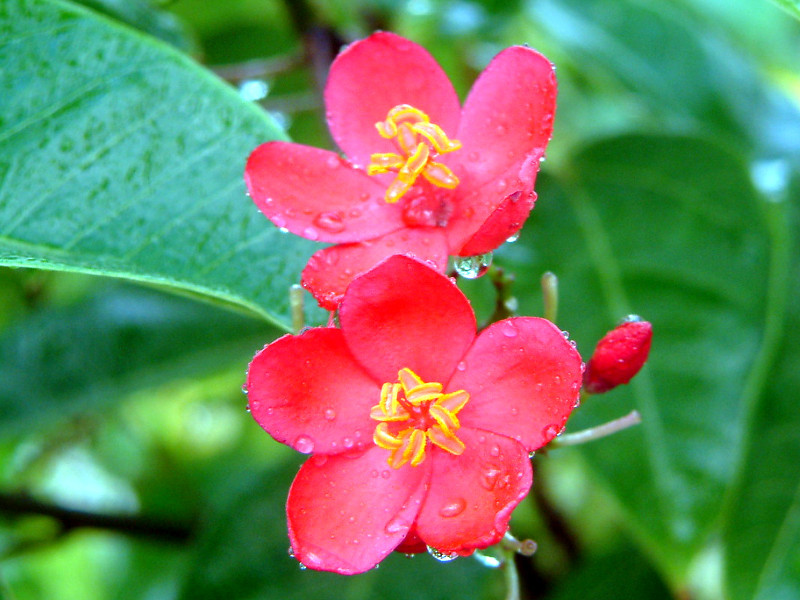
272,215,287,229
453,252,493,279
496,124,508,135
542,424,561,440
561,330,570,340
314,211,345,233
621,314,643,324
480,466,501,491
456,360,467,372
324,408,336,421
312,454,328,467
506,231,520,243
303,226,319,241
427,546,459,562
326,155,340,169
381,470,391,479
489,444,502,457
370,469,379,478
343,437,354,449
385,517,408,535
294,435,315,454
438,498,467,518
502,321,518,338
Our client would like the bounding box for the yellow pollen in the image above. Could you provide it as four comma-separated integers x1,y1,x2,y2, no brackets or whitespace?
367,104,461,204
370,367,469,468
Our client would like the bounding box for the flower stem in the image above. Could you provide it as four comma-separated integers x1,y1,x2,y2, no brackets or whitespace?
541,271,558,323
290,284,305,334
503,551,521,600
487,265,517,324
549,410,641,448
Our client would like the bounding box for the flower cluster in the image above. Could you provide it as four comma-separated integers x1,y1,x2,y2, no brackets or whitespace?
243,32,651,576
245,31,557,310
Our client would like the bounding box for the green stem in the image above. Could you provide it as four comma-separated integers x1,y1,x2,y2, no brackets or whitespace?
541,271,558,323
549,410,641,448
290,284,305,333
503,550,521,600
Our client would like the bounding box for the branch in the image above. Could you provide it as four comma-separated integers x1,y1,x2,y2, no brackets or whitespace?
0,492,193,544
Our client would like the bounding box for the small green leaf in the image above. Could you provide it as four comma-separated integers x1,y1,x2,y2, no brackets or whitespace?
0,0,318,329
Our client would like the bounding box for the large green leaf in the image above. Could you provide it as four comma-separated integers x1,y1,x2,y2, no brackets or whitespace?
498,134,785,584
0,0,317,328
0,282,278,433
723,198,799,600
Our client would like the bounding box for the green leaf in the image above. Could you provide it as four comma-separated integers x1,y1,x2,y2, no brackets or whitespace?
0,282,278,434
72,0,197,51
771,0,800,21
723,198,800,600
497,134,780,583
0,0,318,329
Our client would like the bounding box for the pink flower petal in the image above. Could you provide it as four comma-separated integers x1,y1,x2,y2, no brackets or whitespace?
414,429,532,553
247,328,380,455
450,318,582,452
245,141,402,243
325,32,461,170
287,446,430,574
445,154,540,253
340,255,476,385
457,188,537,257
301,228,449,311
456,46,556,189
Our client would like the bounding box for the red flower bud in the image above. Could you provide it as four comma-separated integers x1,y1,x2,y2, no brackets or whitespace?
583,317,652,394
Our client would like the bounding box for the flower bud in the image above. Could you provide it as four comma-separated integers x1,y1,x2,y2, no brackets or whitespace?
583,317,652,394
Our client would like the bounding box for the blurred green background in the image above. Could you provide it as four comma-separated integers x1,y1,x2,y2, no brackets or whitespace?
1,0,798,598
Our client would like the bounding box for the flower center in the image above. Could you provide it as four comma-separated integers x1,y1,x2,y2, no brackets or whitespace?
370,367,469,468
367,104,462,204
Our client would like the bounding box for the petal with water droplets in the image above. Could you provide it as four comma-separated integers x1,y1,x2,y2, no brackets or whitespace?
451,317,583,452
339,255,476,385
245,141,401,243
325,31,461,170
288,445,430,574
247,328,379,455
415,428,531,553
301,228,449,311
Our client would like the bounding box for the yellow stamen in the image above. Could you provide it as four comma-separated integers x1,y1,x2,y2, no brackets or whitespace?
367,104,461,204
370,367,469,469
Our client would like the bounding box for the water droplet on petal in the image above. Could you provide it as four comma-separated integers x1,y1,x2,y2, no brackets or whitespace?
453,253,493,279
489,444,502,457
456,360,467,372
502,321,518,338
506,231,520,243
326,155,340,169
427,546,459,562
385,517,408,535
272,215,287,229
303,226,319,241
438,498,467,518
542,424,561,440
314,212,345,233
295,435,315,454
312,454,328,466
324,408,336,420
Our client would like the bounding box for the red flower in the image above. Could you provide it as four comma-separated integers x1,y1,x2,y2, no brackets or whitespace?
583,318,652,394
246,256,582,574
245,32,557,310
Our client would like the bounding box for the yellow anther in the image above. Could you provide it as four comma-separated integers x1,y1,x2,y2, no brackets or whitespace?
412,122,461,154
367,104,461,204
371,367,469,469
422,161,459,189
